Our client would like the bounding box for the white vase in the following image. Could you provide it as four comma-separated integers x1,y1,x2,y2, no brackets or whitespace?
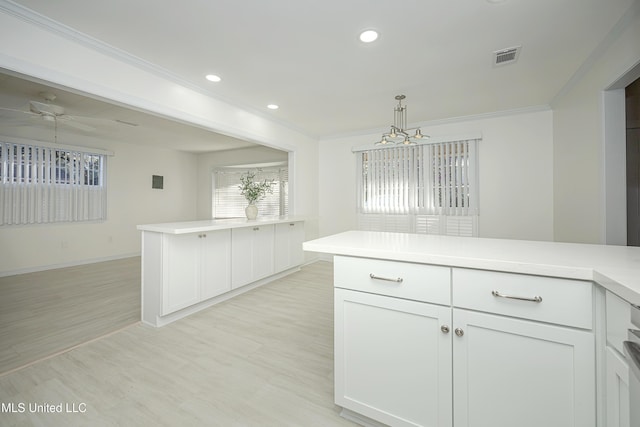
245,203,258,220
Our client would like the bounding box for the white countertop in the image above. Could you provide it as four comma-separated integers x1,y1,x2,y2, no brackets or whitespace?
303,230,640,306
137,216,305,234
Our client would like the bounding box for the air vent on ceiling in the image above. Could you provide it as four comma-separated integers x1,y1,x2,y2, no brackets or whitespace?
493,46,521,66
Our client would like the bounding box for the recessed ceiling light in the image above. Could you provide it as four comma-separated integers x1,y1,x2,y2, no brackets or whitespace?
205,74,221,82
267,104,279,110
359,30,379,43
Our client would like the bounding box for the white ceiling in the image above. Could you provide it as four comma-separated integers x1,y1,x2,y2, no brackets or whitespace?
0,0,637,150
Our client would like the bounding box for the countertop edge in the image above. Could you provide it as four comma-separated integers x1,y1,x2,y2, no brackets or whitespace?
303,232,640,307
137,216,306,234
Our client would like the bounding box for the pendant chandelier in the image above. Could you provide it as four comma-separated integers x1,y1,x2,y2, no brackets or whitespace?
376,95,429,146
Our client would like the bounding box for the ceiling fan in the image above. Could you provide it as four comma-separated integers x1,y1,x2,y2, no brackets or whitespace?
0,91,97,132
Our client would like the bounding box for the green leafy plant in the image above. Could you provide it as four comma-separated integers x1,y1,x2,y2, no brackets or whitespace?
238,170,274,204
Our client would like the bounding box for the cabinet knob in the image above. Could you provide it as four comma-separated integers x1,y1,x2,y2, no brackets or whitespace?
441,325,450,334
253,227,260,231
455,328,464,337
289,223,295,226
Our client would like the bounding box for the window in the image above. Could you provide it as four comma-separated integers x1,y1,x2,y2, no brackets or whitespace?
212,167,288,219
356,137,479,236
0,141,107,226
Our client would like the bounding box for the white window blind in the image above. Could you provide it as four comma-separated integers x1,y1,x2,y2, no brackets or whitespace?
212,167,288,219
0,141,107,226
356,137,479,236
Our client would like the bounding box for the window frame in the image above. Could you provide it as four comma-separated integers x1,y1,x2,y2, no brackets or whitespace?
0,139,108,226
354,137,480,236
211,165,288,219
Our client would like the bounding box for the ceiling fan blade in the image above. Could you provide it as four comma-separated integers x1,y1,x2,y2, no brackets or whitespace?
0,106,35,116
29,100,65,116
56,115,96,132
0,107,41,123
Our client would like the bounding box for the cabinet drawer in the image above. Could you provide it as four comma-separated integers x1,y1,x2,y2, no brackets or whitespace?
334,256,450,305
452,268,593,329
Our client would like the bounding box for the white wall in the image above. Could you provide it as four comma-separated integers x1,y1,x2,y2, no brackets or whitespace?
0,137,198,274
318,109,554,241
552,5,640,243
195,146,289,219
0,7,320,274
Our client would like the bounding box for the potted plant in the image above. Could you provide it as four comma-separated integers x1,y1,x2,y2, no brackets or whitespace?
238,170,274,220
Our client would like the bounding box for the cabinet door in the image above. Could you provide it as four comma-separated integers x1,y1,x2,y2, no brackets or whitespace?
200,229,232,300
606,346,630,427
453,309,595,427
162,233,200,315
231,225,275,289
252,225,274,281
231,227,253,288
335,288,453,427
274,221,304,272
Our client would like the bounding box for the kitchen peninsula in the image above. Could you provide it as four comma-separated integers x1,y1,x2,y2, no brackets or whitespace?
303,230,640,427
138,217,305,327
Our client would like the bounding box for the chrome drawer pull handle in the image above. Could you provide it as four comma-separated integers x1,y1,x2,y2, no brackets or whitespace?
491,290,542,303
369,273,403,283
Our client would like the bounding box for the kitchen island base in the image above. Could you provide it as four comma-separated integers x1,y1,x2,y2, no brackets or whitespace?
138,218,305,327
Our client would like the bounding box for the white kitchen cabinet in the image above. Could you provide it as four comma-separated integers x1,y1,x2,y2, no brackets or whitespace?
274,221,304,272
163,230,231,315
162,233,200,315
199,231,232,300
140,217,304,327
335,288,452,427
452,308,595,427
605,291,632,427
606,346,630,427
231,224,275,289
332,256,596,427
452,268,595,427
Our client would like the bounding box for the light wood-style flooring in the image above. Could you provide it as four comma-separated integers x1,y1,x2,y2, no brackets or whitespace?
0,257,141,375
0,261,356,426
